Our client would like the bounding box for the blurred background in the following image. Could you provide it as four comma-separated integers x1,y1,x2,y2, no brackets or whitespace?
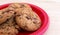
0,0,60,35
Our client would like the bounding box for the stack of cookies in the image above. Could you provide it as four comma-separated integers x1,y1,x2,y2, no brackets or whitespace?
0,3,41,35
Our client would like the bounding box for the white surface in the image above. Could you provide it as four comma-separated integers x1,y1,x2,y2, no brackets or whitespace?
0,0,60,35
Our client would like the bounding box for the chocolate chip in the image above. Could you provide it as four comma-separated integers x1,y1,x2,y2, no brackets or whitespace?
8,32,10,34
20,4,24,8
33,21,36,24
7,28,9,30
7,16,9,17
17,15,21,17
2,12,6,14
0,32,3,34
14,12,16,14
26,16,31,20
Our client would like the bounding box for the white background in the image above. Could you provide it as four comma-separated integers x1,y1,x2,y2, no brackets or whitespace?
0,0,60,35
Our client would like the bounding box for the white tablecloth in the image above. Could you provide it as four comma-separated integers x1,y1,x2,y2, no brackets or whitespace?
0,0,60,35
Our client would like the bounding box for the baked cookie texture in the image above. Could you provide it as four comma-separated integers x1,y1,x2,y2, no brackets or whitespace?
0,17,19,35
0,3,41,35
15,3,41,31
0,4,20,35
0,8,15,24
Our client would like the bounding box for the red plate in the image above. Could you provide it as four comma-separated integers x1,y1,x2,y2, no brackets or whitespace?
0,3,49,35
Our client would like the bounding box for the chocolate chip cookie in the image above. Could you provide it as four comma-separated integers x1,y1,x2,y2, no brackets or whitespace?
0,3,41,35
0,17,19,35
0,8,15,24
15,3,41,31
